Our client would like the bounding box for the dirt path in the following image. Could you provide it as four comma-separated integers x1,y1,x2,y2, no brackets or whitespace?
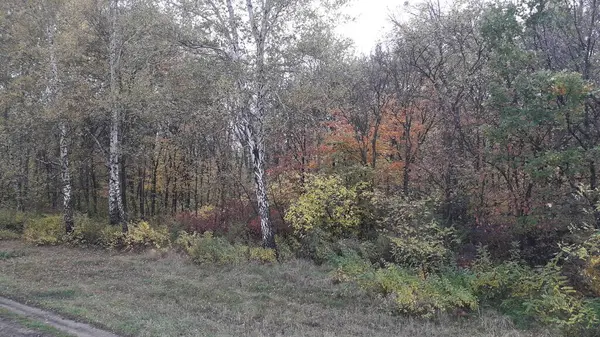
0,315,55,337
0,297,120,337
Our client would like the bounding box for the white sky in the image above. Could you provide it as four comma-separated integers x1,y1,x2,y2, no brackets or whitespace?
336,0,404,55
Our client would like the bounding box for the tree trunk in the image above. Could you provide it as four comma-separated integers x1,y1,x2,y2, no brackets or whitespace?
138,165,145,219
243,122,276,250
108,0,126,230
151,158,158,216
59,122,74,233
45,9,73,233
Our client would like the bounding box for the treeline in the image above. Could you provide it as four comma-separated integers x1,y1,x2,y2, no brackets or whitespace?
1,0,600,277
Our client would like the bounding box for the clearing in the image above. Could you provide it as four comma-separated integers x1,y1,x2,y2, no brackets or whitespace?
0,240,553,337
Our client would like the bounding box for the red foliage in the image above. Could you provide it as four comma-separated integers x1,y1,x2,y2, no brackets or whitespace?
175,200,292,241
247,208,292,240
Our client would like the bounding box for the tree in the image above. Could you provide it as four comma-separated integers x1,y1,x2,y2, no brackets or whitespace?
108,0,126,230
43,0,74,233
177,0,347,250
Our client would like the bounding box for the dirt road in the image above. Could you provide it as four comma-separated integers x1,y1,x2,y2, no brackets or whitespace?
0,297,119,337
0,315,55,336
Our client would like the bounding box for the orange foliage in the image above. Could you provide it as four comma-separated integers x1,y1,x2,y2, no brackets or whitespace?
317,98,431,188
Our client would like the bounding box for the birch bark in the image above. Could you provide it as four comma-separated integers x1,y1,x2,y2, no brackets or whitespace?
45,10,74,233
108,0,126,230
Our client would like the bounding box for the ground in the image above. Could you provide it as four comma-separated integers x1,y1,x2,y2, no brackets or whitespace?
0,240,556,337
0,315,55,337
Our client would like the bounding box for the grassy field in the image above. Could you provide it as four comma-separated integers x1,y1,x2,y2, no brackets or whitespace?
0,240,555,337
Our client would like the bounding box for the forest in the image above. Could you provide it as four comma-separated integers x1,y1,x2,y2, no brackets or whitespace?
1,0,600,335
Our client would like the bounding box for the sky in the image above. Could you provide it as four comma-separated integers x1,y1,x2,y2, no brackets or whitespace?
335,0,403,55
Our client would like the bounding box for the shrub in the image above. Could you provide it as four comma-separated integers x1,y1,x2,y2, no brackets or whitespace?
249,247,277,263
179,231,245,265
294,228,337,264
383,268,478,318
375,194,456,273
472,246,599,330
285,175,365,238
274,235,299,261
22,215,63,245
0,209,28,233
64,214,108,247
99,225,124,248
561,229,600,296
123,221,170,251
176,231,276,264
335,257,478,318
0,229,20,240
332,251,373,283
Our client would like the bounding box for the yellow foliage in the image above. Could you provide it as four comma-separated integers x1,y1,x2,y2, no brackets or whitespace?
249,247,277,263
22,215,63,245
584,255,600,296
123,221,171,251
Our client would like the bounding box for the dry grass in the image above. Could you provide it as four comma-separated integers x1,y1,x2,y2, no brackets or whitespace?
0,241,555,337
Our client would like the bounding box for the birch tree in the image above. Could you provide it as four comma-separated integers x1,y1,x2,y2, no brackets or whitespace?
43,1,74,233
178,0,345,250
109,0,126,230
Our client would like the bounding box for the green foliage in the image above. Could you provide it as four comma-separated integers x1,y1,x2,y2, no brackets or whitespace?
22,215,64,246
64,214,108,247
285,175,365,238
187,232,243,265
0,229,20,240
99,225,125,249
294,228,337,264
384,268,478,318
0,210,28,233
561,228,600,295
178,231,243,265
375,194,456,273
334,257,478,318
472,246,599,330
176,231,277,265
274,235,298,261
0,250,24,260
331,251,373,283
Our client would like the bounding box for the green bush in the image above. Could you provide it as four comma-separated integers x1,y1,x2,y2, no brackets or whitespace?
375,194,456,273
22,215,64,245
561,229,600,296
178,231,245,265
99,225,124,248
472,246,599,331
274,235,298,261
176,231,277,264
334,256,478,318
332,251,373,283
294,229,337,264
0,210,28,233
383,267,478,318
0,229,20,240
65,214,108,247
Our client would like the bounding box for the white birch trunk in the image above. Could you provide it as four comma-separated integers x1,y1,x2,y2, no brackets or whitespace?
59,121,74,233
223,0,276,250
109,0,126,230
45,11,74,233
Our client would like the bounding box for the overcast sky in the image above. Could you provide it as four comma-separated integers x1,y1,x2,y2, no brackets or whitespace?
335,0,403,54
